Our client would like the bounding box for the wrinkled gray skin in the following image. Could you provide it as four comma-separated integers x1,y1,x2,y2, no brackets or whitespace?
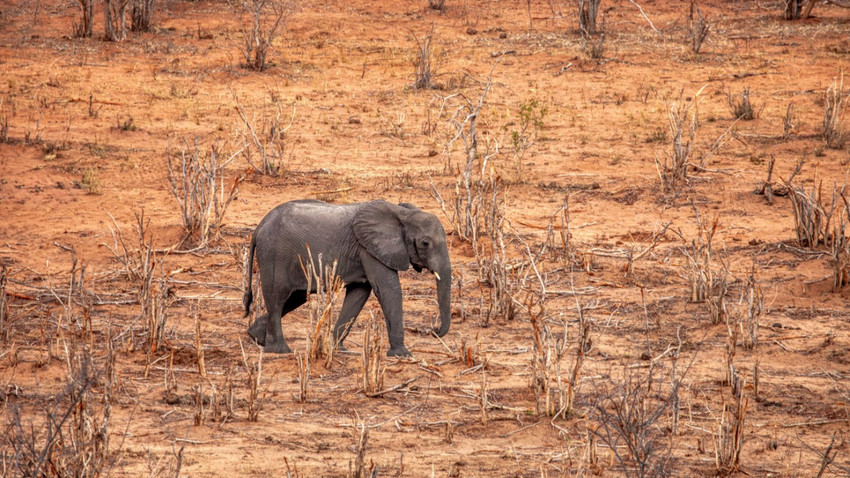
243,199,452,357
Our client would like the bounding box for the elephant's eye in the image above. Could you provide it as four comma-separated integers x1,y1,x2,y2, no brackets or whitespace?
421,240,431,249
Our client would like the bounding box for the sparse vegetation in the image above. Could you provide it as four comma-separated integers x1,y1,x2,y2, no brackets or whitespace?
166,138,245,247
688,0,709,54
727,88,759,120
823,71,846,149
231,0,296,71
4,1,850,475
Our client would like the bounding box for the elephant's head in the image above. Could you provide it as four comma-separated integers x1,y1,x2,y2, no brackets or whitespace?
353,200,452,337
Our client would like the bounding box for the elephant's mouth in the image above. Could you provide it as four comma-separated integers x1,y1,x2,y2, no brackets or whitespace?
411,263,441,281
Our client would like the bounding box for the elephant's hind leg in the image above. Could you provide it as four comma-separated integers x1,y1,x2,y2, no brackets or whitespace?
248,313,268,345
262,289,307,354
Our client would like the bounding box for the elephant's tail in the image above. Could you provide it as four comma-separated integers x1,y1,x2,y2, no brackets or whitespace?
243,234,256,317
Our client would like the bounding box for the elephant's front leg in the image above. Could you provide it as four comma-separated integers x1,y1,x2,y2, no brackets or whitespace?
361,253,410,357
333,283,372,353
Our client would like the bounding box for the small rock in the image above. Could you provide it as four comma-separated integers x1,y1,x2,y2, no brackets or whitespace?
466,27,478,35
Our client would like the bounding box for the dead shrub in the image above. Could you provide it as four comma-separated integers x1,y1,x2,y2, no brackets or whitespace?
301,249,344,369
589,366,676,478
239,340,266,422
713,375,748,475
688,0,709,54
2,345,116,476
655,87,734,193
740,268,763,350
680,208,728,325
787,176,842,249
232,89,295,176
104,0,130,41
73,0,94,37
130,0,155,32
726,88,759,120
362,309,385,396
167,138,246,247
230,0,296,71
823,71,846,149
577,0,601,35
412,23,437,90
831,196,850,291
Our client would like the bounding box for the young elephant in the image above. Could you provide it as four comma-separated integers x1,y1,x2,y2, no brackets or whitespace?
243,199,452,357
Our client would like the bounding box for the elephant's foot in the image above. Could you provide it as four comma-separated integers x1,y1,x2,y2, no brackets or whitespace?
264,341,292,354
387,345,412,357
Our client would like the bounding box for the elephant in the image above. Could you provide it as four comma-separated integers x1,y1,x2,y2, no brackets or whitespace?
242,199,452,357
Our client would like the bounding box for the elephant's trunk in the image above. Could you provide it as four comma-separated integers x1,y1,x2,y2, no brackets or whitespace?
434,262,452,337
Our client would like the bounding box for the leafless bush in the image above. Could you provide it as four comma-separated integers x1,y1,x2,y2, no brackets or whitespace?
530,305,591,418
141,258,174,356
167,138,246,247
429,64,497,233
823,71,846,149
2,346,116,476
727,88,759,120
296,352,309,403
577,0,601,35
104,0,130,42
688,0,709,54
473,175,518,324
831,196,850,291
544,196,576,268
740,269,763,349
788,177,842,249
239,340,265,422
783,102,796,140
713,375,748,475
362,310,385,396
580,30,605,59
681,209,728,325
73,0,94,37
130,0,155,32
233,91,295,176
348,415,374,478
230,0,295,71
104,210,150,282
656,91,698,192
412,23,437,90
301,249,344,369
589,366,676,478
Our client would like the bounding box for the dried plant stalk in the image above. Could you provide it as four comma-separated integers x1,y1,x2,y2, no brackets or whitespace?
741,270,763,350
362,309,385,395
714,381,748,475
240,340,265,422
301,248,344,368
823,71,846,149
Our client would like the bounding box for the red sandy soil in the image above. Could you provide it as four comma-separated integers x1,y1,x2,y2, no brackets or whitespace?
1,0,850,476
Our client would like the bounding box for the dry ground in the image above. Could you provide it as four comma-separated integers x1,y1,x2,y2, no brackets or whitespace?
1,0,850,476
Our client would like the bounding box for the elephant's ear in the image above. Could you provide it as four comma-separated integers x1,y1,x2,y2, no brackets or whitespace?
353,201,410,271
398,202,421,211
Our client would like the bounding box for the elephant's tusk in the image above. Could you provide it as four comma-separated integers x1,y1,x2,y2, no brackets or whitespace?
434,271,441,281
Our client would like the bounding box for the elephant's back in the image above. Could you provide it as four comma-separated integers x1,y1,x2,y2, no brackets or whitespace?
253,200,363,281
